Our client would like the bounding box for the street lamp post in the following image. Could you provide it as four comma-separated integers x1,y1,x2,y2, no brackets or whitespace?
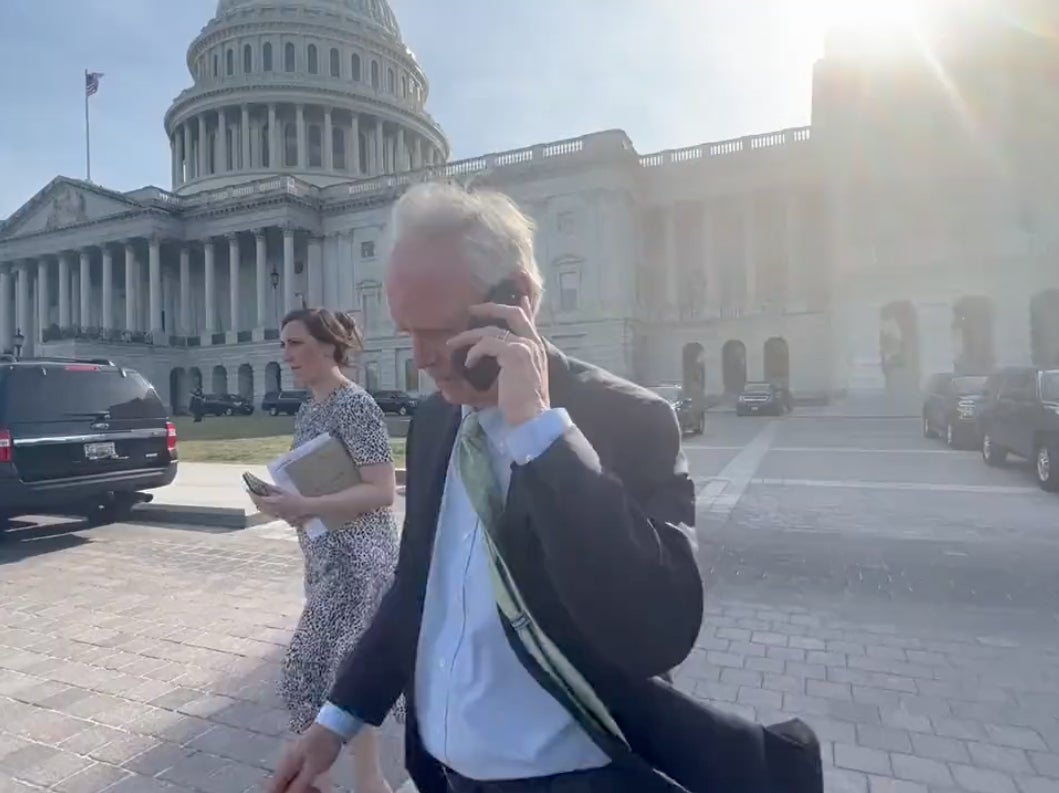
12,328,24,361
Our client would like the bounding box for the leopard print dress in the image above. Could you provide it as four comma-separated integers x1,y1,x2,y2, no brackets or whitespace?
279,381,404,733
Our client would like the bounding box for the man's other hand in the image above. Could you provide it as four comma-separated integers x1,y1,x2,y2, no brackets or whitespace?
269,724,343,793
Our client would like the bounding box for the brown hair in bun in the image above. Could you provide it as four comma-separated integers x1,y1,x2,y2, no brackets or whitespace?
281,307,364,366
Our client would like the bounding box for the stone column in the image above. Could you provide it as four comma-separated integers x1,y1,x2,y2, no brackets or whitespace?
350,114,361,174
743,192,756,308
324,108,334,170
184,121,194,179
413,136,423,170
36,259,50,343
396,127,406,172
308,235,323,306
241,105,251,170
217,108,228,172
123,243,136,331
179,247,191,335
703,199,720,315
198,114,208,176
79,250,91,328
228,233,240,333
148,236,162,334
176,128,185,186
0,265,11,351
282,226,296,312
255,229,268,329
375,118,384,175
101,246,113,330
268,103,279,168
203,239,216,333
785,189,801,307
296,104,306,169
171,135,179,189
15,262,30,344
58,253,71,328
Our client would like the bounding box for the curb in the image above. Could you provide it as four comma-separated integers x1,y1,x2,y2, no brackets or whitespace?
137,468,409,530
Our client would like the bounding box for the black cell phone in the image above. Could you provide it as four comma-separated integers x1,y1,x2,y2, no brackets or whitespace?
452,278,525,391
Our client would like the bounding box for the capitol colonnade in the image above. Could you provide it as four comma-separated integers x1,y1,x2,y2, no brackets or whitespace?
0,225,325,358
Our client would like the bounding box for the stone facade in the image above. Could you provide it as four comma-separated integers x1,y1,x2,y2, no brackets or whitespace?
3,0,1059,414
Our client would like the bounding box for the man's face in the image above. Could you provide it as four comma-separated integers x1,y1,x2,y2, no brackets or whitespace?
386,234,493,407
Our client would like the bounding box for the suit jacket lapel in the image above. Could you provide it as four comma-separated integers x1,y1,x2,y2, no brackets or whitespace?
411,401,461,599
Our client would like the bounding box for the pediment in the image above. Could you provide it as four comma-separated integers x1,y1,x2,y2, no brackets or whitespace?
1,177,145,239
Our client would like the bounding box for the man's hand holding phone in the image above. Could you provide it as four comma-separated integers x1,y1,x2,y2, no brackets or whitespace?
447,294,550,428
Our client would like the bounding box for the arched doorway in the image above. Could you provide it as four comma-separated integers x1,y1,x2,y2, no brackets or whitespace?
721,340,747,395
879,301,920,396
169,368,189,415
238,364,254,400
211,365,228,395
763,337,790,388
681,342,706,401
1031,289,1059,367
265,361,282,393
952,296,995,374
188,367,203,393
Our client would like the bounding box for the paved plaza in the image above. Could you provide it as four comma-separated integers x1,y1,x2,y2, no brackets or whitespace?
2,414,1058,793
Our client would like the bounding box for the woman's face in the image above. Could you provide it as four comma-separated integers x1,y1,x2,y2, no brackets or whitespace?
280,320,334,387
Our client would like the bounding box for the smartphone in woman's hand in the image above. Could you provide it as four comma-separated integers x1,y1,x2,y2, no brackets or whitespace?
243,471,277,496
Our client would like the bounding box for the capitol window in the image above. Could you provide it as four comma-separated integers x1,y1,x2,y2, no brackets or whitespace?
308,125,323,167
558,270,580,313
330,48,340,78
284,123,297,167
333,129,346,170
226,48,234,76
361,241,376,259
263,42,273,71
351,53,362,81
213,54,219,77
388,67,396,93
371,61,380,90
284,42,295,72
243,44,252,73
308,44,319,74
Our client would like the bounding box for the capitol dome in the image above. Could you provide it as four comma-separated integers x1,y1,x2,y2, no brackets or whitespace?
163,0,448,194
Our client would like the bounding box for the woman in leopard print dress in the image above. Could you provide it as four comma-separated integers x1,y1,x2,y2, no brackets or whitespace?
250,307,399,793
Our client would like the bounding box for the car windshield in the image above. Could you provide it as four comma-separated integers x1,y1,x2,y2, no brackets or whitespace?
1,366,164,422
952,376,988,396
650,386,682,403
1041,371,1059,402
744,383,772,394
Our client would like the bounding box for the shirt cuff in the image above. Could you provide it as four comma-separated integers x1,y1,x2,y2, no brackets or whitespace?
315,702,364,743
506,408,573,465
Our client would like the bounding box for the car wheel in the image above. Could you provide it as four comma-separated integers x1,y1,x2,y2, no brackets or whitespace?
270,407,279,416
922,415,936,439
946,423,956,448
982,433,1007,467
1036,440,1059,492
398,406,408,416
225,408,234,416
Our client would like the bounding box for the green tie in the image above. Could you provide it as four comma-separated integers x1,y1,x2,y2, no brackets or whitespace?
455,411,628,747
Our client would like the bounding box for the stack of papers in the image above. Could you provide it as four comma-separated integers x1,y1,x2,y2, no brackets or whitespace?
267,433,362,538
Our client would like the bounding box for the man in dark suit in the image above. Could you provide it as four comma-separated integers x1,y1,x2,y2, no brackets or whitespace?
268,183,715,793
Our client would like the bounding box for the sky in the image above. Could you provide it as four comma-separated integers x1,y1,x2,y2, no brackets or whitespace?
0,0,846,219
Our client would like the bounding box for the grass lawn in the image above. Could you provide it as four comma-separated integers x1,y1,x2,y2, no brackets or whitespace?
173,415,406,467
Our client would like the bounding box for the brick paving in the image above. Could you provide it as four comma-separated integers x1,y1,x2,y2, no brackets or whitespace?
3,415,1059,793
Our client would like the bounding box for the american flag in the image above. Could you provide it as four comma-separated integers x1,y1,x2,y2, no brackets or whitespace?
85,71,104,97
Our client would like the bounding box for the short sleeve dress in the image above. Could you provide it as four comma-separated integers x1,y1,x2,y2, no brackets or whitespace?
279,382,402,733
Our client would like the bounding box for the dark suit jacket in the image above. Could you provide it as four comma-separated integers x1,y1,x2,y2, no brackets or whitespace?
329,348,821,793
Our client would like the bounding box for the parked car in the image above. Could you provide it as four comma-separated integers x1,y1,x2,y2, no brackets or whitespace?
191,392,254,417
650,386,706,436
922,372,989,448
261,389,309,416
370,389,419,416
977,366,1059,491
0,356,178,529
736,382,792,416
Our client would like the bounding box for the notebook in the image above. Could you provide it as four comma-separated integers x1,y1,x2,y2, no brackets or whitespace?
267,433,361,538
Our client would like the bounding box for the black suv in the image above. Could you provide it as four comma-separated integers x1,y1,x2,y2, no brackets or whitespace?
190,392,254,417
370,390,419,416
261,390,309,416
978,366,1059,491
922,372,989,449
0,357,178,528
737,382,792,416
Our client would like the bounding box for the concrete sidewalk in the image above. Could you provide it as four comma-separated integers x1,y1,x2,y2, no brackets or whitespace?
134,463,272,529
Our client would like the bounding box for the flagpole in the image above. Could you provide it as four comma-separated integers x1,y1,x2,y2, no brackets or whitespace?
84,69,92,182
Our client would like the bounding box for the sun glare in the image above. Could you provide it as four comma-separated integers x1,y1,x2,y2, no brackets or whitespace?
826,0,924,30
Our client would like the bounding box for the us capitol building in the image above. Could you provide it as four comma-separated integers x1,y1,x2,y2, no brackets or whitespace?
2,0,1058,414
